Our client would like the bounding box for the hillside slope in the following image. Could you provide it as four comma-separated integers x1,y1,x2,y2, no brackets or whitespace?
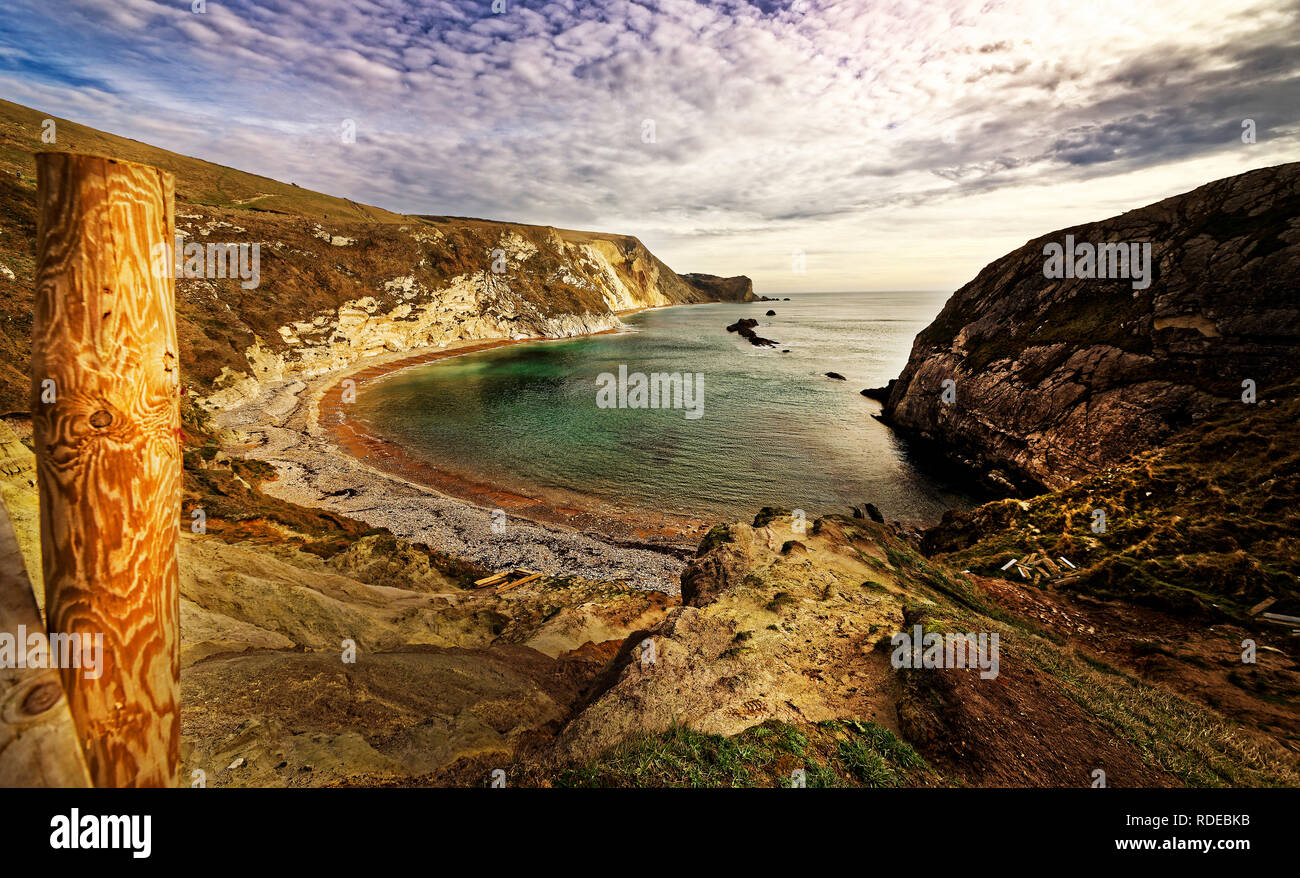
0,99,753,411
923,379,1300,621
881,162,1300,492
514,510,1297,787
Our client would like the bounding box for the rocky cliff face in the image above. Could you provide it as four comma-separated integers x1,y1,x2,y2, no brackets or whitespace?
883,162,1300,492
680,272,756,302
0,100,753,411
162,209,744,410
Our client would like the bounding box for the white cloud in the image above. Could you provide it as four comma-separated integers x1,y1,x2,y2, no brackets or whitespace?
4,0,1297,291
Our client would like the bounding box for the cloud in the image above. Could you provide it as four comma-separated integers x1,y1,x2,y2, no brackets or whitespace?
3,0,1297,291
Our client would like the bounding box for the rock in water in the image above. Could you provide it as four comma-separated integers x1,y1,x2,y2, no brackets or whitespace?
859,380,895,402
766,309,776,316
726,318,778,347
825,372,846,380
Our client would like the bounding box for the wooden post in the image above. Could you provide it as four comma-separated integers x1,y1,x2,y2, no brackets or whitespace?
32,153,180,787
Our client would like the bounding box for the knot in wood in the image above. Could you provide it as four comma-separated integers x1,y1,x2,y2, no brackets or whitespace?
22,680,62,716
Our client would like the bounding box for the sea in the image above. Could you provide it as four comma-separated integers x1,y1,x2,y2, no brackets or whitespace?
347,290,980,526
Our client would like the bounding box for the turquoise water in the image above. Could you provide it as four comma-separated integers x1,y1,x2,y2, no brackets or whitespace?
349,291,978,524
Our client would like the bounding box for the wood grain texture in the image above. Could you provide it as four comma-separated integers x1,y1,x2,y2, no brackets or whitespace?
33,153,180,787
0,500,91,787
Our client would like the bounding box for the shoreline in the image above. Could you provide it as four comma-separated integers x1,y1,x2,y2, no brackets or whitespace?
318,329,713,550
211,311,712,593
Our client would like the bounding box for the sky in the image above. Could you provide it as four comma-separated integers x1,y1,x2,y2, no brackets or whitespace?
1,0,1297,292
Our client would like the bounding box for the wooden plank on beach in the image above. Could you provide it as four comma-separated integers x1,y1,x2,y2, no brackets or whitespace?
474,571,510,587
496,572,544,593
1248,597,1277,616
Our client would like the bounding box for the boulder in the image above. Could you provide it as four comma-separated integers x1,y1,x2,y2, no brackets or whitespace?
726,318,778,347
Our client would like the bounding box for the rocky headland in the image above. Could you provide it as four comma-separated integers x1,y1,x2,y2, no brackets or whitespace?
879,162,1300,493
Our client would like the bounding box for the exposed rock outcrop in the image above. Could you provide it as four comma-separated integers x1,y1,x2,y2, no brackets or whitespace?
557,513,912,763
860,381,894,402
683,272,756,302
725,317,779,347
882,162,1300,491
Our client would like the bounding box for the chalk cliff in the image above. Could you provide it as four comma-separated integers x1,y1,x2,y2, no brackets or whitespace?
0,99,753,411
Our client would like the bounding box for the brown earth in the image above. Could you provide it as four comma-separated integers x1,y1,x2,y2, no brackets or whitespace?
408,510,1297,788
973,574,1299,745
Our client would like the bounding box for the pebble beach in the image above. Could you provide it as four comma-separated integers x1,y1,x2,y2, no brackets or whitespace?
212,337,693,594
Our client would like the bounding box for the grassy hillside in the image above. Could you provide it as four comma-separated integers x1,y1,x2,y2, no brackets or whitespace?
0,98,405,222
0,99,750,412
924,382,1300,621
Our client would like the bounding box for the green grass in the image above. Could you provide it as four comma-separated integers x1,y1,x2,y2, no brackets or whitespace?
556,719,937,788
832,720,928,787
1028,642,1300,787
696,523,735,555
930,385,1300,620
766,591,796,612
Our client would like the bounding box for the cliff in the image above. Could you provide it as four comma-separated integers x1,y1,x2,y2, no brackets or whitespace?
881,162,1300,492
680,272,756,302
0,99,751,411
